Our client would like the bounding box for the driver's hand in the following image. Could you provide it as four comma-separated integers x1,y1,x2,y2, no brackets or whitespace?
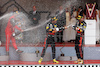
21,30,24,32
76,27,80,30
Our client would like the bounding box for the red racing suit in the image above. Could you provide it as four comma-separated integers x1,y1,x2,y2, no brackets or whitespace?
5,15,22,52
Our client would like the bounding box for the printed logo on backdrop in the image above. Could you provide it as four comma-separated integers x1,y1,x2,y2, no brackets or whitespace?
86,3,96,19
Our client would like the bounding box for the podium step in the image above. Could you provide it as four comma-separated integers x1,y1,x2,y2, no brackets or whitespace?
58,56,77,61
20,53,51,61
0,55,9,61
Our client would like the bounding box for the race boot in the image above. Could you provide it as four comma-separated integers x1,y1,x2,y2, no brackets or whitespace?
78,59,84,64
53,59,59,63
38,57,43,63
74,59,81,63
16,49,23,53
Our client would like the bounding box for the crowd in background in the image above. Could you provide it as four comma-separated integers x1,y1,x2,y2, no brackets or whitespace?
29,4,100,43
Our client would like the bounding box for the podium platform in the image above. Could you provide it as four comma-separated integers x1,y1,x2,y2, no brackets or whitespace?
85,20,96,45
20,53,51,61
0,55,9,61
58,56,77,61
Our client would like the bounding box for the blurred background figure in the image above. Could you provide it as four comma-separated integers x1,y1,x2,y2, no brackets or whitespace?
95,4,99,44
0,6,1,45
63,7,71,42
55,6,66,43
0,6,1,16
70,6,77,42
29,6,41,25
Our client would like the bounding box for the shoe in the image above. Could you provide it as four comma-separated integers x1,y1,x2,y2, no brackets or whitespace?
38,57,43,63
6,51,9,56
53,59,59,63
78,59,84,64
17,50,23,53
74,59,81,63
